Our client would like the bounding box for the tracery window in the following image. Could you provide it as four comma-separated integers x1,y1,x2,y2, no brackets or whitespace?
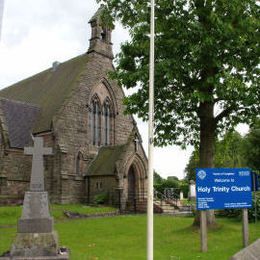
91,95,101,146
103,98,112,145
89,93,115,146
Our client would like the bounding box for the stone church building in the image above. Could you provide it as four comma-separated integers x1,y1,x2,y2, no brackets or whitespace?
0,8,148,210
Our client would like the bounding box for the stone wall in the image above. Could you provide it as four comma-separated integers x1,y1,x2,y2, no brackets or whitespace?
86,175,118,204
52,52,135,203
60,175,86,204
0,149,31,200
0,133,55,205
0,51,147,206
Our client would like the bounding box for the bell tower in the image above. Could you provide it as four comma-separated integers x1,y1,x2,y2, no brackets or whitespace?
87,6,114,59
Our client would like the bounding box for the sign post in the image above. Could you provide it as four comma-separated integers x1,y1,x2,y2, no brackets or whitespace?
200,211,207,252
196,168,253,251
242,208,249,247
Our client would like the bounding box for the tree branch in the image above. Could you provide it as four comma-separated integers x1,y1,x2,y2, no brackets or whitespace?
214,106,235,123
215,105,246,123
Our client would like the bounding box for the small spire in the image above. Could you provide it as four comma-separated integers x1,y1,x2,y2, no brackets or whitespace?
87,6,114,59
89,5,105,24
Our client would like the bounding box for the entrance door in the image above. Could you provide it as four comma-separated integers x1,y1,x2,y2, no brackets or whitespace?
128,165,136,204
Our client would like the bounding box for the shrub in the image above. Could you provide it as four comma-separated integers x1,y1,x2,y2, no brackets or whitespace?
216,192,260,222
249,192,260,222
94,193,109,205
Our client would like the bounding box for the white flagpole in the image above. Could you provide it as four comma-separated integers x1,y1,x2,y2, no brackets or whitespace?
0,0,4,41
147,0,155,259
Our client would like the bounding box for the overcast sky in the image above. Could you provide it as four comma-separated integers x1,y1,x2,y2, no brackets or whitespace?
0,0,4,40
0,0,248,179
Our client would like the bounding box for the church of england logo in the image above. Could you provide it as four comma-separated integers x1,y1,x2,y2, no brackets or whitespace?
198,170,207,180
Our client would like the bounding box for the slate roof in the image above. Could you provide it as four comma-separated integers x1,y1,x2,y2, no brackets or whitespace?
87,144,127,176
0,54,88,133
0,98,40,148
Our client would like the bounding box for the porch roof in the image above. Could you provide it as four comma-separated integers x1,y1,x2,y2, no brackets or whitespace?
86,144,127,176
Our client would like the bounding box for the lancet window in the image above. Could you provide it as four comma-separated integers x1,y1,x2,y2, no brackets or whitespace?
91,95,101,146
89,93,115,146
76,152,84,175
103,98,112,145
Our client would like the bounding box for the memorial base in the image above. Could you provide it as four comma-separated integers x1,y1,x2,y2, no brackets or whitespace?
4,192,70,259
10,232,59,257
230,239,260,260
0,230,69,260
0,232,69,260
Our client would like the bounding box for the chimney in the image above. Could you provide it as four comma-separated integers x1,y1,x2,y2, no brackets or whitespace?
52,61,60,72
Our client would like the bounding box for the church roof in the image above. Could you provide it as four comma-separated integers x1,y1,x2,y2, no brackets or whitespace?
87,144,127,176
0,54,88,133
0,98,40,148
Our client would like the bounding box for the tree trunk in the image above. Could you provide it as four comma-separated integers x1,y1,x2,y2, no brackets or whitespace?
193,102,217,227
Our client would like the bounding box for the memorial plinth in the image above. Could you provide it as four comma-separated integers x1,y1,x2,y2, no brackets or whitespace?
0,137,69,260
230,239,260,260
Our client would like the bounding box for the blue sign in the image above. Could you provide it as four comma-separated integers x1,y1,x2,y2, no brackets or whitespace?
196,168,252,210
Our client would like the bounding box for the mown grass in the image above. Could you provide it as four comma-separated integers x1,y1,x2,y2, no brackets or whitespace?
0,205,259,260
0,204,116,226
50,204,117,221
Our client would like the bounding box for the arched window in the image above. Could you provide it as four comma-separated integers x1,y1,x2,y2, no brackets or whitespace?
103,98,112,145
76,152,84,175
91,95,101,146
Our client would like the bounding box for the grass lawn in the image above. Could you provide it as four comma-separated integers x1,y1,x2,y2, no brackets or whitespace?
0,205,259,260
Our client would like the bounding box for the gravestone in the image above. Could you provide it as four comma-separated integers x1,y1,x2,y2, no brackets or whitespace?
0,137,69,260
180,191,184,200
230,239,260,260
189,180,196,200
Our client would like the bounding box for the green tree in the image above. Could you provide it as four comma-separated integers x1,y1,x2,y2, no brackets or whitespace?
154,171,164,184
185,131,245,180
98,0,260,226
185,150,199,181
242,119,260,171
214,131,244,168
179,179,189,198
154,179,180,196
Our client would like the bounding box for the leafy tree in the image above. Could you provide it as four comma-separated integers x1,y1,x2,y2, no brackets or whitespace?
154,171,164,184
214,131,244,168
185,130,245,180
154,179,180,196
185,150,199,181
242,119,260,171
98,0,260,226
179,179,189,198
167,176,179,182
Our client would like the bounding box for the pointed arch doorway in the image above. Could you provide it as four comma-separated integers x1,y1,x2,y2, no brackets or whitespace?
124,156,147,213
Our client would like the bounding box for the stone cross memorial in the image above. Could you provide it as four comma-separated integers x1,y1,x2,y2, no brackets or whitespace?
1,137,69,260
24,137,52,192
17,137,54,235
